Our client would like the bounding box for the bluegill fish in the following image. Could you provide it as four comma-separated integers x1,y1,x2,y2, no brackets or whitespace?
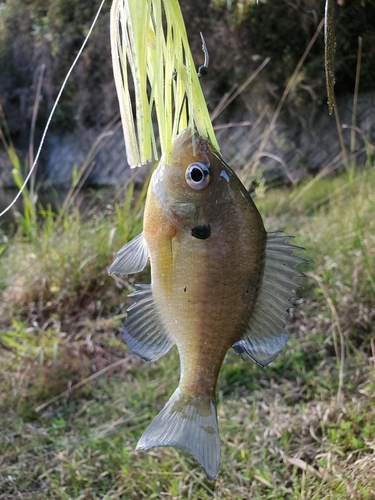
109,129,304,480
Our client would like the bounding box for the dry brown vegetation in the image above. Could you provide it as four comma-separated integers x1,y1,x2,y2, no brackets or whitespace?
1,163,375,498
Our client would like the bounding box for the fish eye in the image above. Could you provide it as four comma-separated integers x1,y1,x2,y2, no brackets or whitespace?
185,162,211,190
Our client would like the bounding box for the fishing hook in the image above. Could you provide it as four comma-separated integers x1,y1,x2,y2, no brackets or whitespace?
197,32,209,77
175,32,210,130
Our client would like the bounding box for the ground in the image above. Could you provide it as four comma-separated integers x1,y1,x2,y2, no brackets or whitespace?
0,165,375,499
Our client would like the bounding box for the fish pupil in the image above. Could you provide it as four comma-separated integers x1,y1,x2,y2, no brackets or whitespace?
191,167,204,183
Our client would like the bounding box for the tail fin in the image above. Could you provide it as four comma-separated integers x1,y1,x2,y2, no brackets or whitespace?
136,388,220,480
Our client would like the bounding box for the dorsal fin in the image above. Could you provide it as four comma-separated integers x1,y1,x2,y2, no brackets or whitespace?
109,232,149,275
233,232,306,366
124,285,174,362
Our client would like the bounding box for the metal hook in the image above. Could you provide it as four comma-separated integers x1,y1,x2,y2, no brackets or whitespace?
174,32,209,130
197,32,209,77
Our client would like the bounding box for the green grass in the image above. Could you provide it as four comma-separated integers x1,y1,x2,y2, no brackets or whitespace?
1,165,375,499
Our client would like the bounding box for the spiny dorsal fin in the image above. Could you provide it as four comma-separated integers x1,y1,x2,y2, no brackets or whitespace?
124,284,174,362
136,387,220,480
109,232,149,275
233,232,306,366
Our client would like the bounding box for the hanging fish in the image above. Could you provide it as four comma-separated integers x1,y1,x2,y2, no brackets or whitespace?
109,129,304,480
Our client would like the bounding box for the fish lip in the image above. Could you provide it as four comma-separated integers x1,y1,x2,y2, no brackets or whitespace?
191,224,211,239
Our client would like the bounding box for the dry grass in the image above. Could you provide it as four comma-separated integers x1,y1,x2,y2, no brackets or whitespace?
1,165,375,499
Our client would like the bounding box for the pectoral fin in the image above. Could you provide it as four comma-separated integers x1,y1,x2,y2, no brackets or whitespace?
109,232,149,275
233,232,306,366
124,284,174,362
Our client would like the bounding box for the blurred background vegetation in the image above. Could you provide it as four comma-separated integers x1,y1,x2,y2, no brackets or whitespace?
1,0,375,135
1,1,375,499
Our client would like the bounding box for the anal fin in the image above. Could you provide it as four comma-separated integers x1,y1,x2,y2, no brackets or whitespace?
109,232,149,275
124,284,174,362
233,232,305,366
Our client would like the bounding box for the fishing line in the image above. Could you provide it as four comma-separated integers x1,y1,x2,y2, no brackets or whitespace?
176,32,209,134
0,0,107,218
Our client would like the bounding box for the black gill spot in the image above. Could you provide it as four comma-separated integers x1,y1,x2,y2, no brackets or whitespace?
191,224,211,240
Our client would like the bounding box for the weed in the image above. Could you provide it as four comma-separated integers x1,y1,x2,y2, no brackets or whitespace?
1,162,375,498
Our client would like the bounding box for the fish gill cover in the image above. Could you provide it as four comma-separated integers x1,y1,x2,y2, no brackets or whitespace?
110,0,219,167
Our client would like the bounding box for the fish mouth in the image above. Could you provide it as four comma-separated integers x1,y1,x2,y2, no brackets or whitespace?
191,224,211,239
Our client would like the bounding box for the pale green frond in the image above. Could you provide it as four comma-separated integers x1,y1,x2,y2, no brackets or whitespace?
110,0,219,167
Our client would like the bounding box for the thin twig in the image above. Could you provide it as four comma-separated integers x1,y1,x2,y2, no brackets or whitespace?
289,147,366,206
213,121,253,130
258,152,296,185
332,93,348,168
210,57,270,121
351,37,362,154
325,0,336,114
230,105,270,173
29,63,46,195
59,129,116,215
250,18,324,177
371,337,375,370
308,272,345,405
35,357,128,412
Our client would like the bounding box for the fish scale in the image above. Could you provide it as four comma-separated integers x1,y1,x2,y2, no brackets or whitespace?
109,128,305,480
